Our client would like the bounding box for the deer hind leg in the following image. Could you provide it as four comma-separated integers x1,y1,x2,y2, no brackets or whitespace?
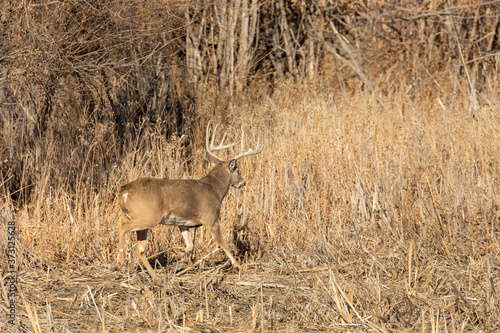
207,223,241,269
134,229,160,280
117,219,155,270
117,219,129,269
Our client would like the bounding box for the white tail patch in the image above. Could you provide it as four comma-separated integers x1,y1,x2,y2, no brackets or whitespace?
121,192,132,219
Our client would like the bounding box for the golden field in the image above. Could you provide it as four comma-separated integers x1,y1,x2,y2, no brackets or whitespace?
2,83,500,331
1,1,500,331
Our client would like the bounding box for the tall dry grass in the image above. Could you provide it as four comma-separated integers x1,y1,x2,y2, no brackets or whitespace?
1,79,499,330
1,1,500,330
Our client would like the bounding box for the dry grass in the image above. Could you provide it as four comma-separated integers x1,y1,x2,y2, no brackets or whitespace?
1,1,500,331
1,81,500,332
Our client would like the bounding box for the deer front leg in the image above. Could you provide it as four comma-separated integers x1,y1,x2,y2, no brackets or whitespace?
179,226,194,255
208,223,241,269
135,230,159,281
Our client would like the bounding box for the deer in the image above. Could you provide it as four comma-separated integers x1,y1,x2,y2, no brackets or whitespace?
116,123,264,280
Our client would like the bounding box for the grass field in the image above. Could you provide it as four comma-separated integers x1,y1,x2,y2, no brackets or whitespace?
1,81,500,332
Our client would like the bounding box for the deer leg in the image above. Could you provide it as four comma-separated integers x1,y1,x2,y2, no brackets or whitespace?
117,220,127,269
207,223,241,269
135,230,159,280
191,227,198,261
179,226,194,255
117,219,154,269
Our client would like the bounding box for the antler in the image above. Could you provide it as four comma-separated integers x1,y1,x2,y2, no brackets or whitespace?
206,122,235,162
233,125,264,160
206,122,264,162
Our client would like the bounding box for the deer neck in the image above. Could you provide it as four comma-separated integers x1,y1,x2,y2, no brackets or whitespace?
201,165,232,201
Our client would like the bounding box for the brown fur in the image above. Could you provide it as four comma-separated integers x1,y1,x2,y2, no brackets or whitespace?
116,160,246,280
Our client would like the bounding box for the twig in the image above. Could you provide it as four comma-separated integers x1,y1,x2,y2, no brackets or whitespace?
175,248,220,276
230,280,311,291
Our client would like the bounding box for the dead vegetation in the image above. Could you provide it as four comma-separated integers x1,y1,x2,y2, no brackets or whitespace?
1,0,500,332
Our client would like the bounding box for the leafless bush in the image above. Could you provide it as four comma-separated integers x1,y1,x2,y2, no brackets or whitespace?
0,0,189,203
1,1,498,205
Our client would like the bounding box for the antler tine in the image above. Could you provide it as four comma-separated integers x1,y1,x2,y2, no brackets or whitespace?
233,127,264,160
206,122,236,162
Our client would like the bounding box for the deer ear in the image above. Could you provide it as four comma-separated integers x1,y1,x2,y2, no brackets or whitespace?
228,160,237,172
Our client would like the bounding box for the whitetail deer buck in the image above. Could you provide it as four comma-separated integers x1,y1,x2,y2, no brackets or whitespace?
116,123,263,280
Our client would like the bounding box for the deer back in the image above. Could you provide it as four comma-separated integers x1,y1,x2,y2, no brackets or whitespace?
118,164,236,228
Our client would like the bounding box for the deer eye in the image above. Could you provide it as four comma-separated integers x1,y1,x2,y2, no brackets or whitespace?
229,160,237,172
